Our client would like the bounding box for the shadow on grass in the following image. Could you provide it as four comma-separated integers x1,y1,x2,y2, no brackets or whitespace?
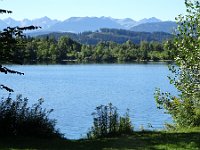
0,131,200,150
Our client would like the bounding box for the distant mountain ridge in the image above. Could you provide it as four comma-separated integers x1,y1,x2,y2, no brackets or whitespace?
0,16,176,33
49,17,124,33
131,21,177,34
2,16,59,30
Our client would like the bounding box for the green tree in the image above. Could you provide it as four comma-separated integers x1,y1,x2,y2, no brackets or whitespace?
163,40,176,60
0,8,39,92
24,38,38,63
155,0,200,127
37,39,50,61
0,7,61,139
49,43,58,62
139,41,149,60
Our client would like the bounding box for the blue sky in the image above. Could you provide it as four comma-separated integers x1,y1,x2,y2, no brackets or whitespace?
1,0,186,21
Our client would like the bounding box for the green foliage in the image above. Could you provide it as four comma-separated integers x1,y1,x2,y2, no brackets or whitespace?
87,103,133,139
27,28,174,63
38,28,173,45
0,7,39,92
15,37,176,63
155,0,200,127
0,27,40,64
0,94,62,138
0,5,61,140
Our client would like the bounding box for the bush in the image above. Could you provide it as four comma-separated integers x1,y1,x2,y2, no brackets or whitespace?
0,94,62,138
87,103,133,139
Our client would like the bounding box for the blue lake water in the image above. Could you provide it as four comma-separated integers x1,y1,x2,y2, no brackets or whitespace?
0,63,176,139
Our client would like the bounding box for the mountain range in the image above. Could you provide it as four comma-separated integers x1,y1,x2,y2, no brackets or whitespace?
0,16,177,34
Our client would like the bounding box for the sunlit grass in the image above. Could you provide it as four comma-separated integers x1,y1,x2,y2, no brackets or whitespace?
0,128,199,150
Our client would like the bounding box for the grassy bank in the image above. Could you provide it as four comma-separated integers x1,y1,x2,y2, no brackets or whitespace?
0,128,199,150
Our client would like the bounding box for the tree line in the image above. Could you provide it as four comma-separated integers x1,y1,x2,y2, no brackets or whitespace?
14,36,176,64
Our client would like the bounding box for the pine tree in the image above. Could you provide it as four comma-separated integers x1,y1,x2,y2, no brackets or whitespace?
0,8,40,92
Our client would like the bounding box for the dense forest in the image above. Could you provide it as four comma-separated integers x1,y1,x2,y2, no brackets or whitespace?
0,28,174,64
16,35,176,63
36,28,173,45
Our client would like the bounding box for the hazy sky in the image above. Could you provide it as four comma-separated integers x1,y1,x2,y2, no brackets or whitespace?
1,0,186,21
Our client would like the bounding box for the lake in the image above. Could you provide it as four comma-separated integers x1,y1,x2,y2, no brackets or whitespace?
0,63,175,139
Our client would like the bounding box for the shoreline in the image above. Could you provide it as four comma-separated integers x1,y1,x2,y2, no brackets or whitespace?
1,60,174,65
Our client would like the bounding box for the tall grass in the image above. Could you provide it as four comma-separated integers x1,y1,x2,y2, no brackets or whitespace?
87,103,133,138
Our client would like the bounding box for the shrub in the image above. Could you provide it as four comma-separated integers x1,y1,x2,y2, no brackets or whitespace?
87,103,133,139
0,94,62,138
